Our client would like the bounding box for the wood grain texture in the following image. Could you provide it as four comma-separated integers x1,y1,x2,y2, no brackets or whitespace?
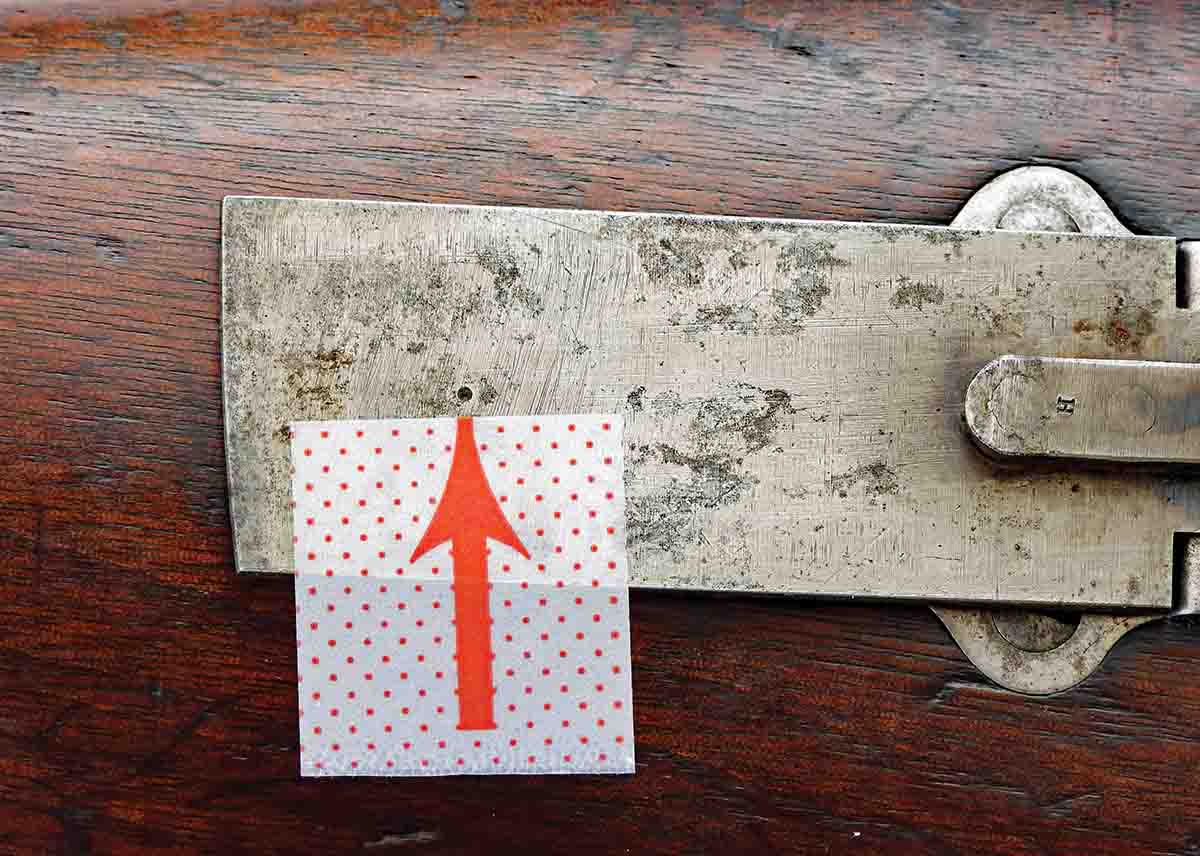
1,0,1198,852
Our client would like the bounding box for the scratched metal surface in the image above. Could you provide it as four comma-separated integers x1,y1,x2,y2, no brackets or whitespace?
221,196,1195,608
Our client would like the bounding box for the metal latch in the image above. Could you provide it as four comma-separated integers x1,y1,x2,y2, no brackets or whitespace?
966,356,1199,464
220,166,1200,695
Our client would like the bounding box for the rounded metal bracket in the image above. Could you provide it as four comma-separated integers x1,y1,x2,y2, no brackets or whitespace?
950,165,1132,235
937,165,1160,695
931,607,1157,695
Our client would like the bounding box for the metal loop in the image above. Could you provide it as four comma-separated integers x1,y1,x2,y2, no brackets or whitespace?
932,607,1157,694
950,165,1132,236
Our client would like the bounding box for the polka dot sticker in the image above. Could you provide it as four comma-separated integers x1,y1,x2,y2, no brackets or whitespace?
291,415,633,776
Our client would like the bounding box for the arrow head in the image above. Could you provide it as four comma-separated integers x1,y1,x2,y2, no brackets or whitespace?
410,417,530,563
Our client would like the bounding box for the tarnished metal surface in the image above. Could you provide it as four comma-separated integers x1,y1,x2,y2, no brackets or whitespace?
965,356,1200,463
221,196,1193,609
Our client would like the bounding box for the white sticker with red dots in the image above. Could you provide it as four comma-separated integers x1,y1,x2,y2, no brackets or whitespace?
291,414,634,776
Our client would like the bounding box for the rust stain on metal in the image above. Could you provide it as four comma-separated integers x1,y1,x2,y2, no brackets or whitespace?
1073,305,1157,353
474,244,544,316
888,276,945,310
770,237,847,329
692,384,794,453
692,302,759,332
1103,296,1159,352
829,460,900,503
281,347,354,412
621,220,754,295
476,375,500,405
626,441,752,558
624,383,794,558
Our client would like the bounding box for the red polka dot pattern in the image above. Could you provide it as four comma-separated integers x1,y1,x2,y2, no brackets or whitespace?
290,416,626,587
291,415,633,776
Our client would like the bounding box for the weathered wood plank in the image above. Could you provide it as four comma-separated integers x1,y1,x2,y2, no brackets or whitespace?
2,0,1200,853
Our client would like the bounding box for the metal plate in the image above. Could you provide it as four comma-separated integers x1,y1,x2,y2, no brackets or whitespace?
221,196,1196,608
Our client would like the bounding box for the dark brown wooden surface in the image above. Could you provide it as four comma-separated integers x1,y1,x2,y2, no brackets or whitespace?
2,1,1199,853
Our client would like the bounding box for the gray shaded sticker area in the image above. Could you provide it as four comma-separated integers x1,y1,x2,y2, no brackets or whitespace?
296,576,634,776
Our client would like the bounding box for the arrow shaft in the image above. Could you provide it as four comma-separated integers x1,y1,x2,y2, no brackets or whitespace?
451,534,496,730
412,417,527,731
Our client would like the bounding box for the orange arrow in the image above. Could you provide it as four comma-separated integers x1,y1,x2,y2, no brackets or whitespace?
410,416,529,730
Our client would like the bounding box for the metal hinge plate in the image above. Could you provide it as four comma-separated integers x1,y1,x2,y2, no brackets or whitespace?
221,185,1197,613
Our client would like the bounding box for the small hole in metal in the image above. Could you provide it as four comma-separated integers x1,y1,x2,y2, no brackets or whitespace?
456,386,473,402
